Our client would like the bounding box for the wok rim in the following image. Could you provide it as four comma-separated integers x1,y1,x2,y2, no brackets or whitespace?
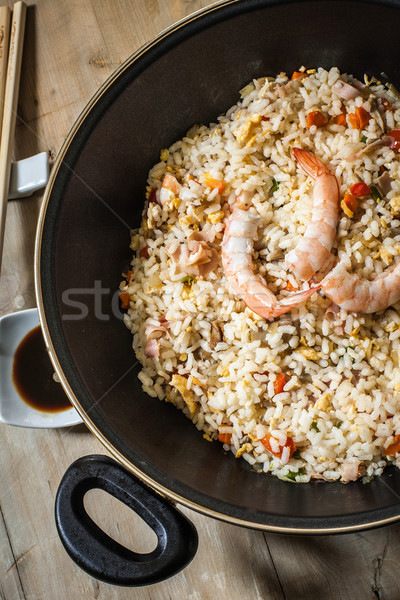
34,0,400,534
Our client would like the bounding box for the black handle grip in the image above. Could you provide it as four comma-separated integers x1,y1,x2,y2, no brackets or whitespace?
55,454,198,586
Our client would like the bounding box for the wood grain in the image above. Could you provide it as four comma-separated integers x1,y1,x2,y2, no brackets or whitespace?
0,5,11,137
0,2,26,273
1,1,400,599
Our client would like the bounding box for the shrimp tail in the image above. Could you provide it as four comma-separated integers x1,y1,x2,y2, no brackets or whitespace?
293,147,329,179
274,285,322,317
244,285,321,320
279,284,322,307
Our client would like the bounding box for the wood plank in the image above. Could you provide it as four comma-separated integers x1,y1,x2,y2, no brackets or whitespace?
0,505,26,600
264,527,400,599
2,1,400,599
0,423,284,600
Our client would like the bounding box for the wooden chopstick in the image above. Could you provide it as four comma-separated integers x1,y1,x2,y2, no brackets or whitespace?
0,6,11,140
0,1,26,276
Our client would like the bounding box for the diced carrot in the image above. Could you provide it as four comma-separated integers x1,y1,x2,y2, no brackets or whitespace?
307,110,328,129
332,111,347,126
139,245,150,259
261,435,295,460
349,106,371,129
388,130,400,152
385,434,400,456
291,71,307,81
356,106,371,129
273,373,286,395
348,112,360,129
202,173,226,194
126,270,133,282
341,193,359,217
285,281,298,292
218,432,232,445
344,193,359,212
119,292,130,310
349,182,371,198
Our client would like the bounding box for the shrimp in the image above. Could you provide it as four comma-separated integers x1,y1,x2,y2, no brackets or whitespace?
221,195,320,320
159,173,181,206
321,261,400,314
285,148,339,281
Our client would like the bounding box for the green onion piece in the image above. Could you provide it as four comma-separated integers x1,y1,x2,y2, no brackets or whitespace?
370,185,383,201
360,135,368,143
310,421,320,432
270,178,279,193
181,276,194,285
286,467,307,481
292,448,302,460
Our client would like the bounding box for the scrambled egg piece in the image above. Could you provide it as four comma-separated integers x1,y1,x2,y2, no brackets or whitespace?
179,214,195,229
314,392,333,412
233,114,262,144
245,135,258,148
160,148,170,162
207,210,225,224
236,443,253,458
182,286,194,300
167,197,181,211
234,120,253,144
191,376,206,388
297,346,320,361
171,374,197,417
390,196,400,216
380,247,394,266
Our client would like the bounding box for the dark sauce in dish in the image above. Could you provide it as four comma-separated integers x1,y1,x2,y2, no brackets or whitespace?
12,325,71,413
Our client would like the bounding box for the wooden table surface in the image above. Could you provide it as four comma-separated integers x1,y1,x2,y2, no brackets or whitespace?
1,1,400,598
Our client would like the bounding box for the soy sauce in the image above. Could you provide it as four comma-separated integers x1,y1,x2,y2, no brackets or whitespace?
12,325,71,413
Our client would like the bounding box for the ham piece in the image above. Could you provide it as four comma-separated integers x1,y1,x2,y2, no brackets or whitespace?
145,317,169,338
188,230,216,244
339,460,366,482
144,338,159,357
144,317,170,358
333,79,363,100
377,170,393,196
169,234,219,277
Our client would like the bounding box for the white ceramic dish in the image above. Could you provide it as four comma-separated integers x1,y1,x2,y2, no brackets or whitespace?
0,307,83,428
8,152,49,199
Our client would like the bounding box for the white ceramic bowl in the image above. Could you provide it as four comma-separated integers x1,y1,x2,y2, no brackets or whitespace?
0,307,83,428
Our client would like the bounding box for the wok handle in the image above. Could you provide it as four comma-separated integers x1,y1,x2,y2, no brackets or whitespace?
55,454,198,586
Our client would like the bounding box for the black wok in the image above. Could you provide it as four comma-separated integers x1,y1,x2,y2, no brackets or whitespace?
34,0,400,586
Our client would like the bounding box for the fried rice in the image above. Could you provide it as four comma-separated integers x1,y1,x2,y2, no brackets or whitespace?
120,66,400,483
